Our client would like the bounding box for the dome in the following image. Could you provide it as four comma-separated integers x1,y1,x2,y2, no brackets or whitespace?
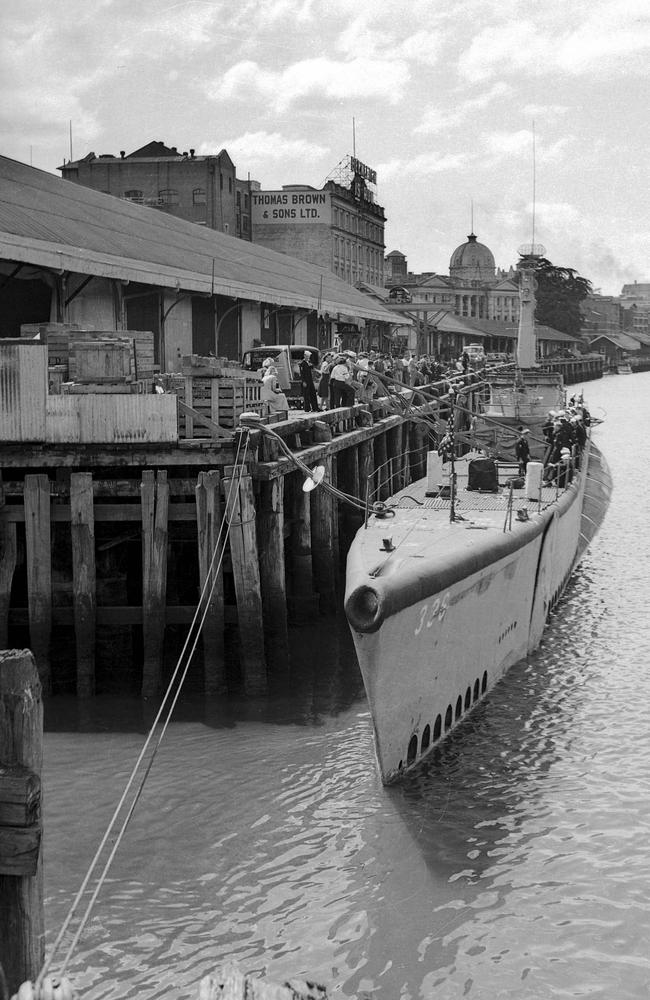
449,233,496,281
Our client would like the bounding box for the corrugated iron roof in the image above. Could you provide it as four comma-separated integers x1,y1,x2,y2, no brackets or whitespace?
0,156,400,325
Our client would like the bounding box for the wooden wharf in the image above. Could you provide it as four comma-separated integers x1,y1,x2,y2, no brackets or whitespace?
0,396,437,700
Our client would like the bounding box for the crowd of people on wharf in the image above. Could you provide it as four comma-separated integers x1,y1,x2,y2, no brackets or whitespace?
256,348,593,500
303,349,483,412
257,349,461,414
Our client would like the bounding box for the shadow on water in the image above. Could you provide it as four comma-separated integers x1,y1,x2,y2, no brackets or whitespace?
43,610,366,735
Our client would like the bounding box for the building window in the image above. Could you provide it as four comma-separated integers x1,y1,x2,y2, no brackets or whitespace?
159,189,179,206
244,193,249,210
124,189,143,203
193,188,206,205
229,177,232,194
242,215,249,233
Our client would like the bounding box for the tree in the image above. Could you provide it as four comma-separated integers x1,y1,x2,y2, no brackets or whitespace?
530,258,593,336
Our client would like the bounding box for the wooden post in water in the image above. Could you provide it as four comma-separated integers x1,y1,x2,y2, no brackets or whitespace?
0,476,17,649
401,421,411,487
387,426,401,495
23,476,52,693
374,431,389,500
256,477,289,674
358,438,373,514
141,470,169,697
330,457,340,573
310,456,337,614
286,472,319,622
0,649,44,994
70,472,96,698
224,466,267,695
195,470,226,694
338,443,362,556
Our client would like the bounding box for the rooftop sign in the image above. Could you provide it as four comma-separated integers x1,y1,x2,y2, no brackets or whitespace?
350,157,377,185
251,190,331,226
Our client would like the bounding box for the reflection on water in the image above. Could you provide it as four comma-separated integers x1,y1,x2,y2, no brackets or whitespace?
42,375,650,999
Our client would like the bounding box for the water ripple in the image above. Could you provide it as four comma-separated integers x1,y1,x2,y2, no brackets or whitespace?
42,376,650,999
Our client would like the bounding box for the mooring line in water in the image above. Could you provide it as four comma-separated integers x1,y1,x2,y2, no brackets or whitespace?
37,435,252,987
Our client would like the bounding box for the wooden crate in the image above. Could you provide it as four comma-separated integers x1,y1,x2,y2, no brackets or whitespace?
175,376,264,438
72,340,132,382
21,327,155,380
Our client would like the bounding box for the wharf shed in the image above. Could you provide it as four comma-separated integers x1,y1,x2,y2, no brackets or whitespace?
0,156,401,367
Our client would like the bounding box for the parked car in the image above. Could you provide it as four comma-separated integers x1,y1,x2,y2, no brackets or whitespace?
241,345,321,406
464,343,486,365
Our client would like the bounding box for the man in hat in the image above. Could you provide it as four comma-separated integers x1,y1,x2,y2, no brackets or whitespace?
298,350,318,412
329,354,354,407
515,426,531,477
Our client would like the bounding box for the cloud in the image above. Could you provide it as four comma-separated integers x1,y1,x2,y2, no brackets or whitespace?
209,56,410,110
522,104,569,121
533,201,580,229
483,130,570,165
458,4,650,81
379,151,470,181
395,30,446,67
0,20,103,141
203,131,328,167
416,82,510,134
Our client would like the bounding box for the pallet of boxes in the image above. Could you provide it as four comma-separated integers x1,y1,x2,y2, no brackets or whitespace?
171,356,267,441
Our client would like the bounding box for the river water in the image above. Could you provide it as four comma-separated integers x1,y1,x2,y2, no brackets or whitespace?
40,373,650,999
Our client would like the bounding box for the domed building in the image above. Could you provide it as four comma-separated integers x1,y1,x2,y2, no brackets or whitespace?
449,233,496,283
381,233,521,358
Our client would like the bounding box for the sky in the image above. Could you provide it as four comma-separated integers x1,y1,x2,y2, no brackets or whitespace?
1,0,648,296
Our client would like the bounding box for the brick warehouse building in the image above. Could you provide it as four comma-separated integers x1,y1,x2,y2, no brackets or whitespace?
59,141,255,240
251,157,386,288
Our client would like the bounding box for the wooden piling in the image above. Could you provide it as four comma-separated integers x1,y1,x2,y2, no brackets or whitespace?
195,470,225,694
373,431,389,501
310,456,337,614
410,422,429,482
287,472,319,622
23,476,52,693
358,439,373,513
387,426,401,494
141,470,169,698
223,466,267,695
0,476,17,649
0,649,44,994
70,472,96,697
256,477,289,673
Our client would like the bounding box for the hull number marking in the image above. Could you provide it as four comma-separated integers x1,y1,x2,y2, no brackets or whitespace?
414,593,450,635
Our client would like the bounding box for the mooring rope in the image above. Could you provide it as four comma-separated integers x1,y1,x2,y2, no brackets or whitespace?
38,434,251,987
